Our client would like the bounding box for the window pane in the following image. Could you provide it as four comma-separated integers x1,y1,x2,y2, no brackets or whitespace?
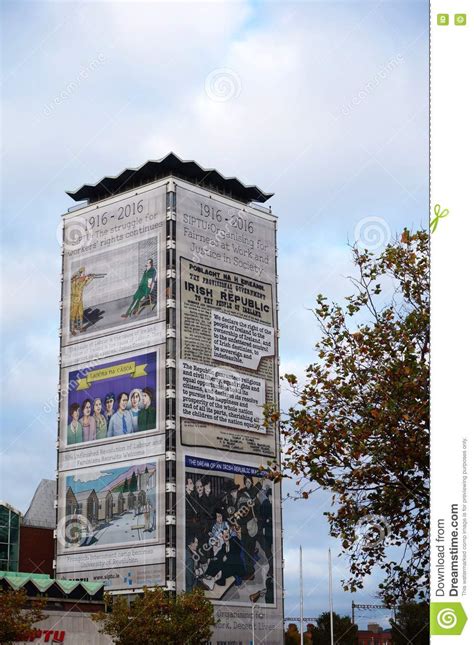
0,507,9,542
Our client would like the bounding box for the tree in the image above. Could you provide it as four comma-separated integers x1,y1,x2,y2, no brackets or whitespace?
311,612,357,645
93,586,216,644
123,478,129,493
278,230,429,605
0,589,47,645
390,602,429,645
129,472,138,493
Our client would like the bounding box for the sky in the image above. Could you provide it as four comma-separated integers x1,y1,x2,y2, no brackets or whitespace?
0,0,428,631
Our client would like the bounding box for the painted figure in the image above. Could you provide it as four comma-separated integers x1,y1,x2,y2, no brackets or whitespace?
138,386,156,431
107,392,133,436
104,393,115,431
67,403,83,445
121,258,157,319
128,388,143,432
93,397,107,440
69,268,105,335
80,398,96,442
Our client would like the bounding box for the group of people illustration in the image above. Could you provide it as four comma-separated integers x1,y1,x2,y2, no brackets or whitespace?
67,387,156,445
185,474,273,596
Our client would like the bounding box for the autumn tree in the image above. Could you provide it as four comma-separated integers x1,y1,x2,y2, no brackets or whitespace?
0,589,47,645
279,230,429,605
93,586,216,644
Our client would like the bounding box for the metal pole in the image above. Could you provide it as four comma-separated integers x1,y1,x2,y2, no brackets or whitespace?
329,549,334,645
300,545,304,645
252,603,255,645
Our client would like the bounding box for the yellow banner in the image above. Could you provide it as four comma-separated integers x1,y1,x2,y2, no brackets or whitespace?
76,361,148,391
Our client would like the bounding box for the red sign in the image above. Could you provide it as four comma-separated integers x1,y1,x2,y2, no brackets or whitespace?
23,630,65,643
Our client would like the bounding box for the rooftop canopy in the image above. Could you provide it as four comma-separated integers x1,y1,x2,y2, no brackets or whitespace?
66,152,273,205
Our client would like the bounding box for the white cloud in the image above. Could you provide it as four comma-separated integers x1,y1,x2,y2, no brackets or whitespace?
72,471,112,484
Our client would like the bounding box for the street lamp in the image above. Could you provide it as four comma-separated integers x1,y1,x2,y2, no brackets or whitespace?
249,588,267,645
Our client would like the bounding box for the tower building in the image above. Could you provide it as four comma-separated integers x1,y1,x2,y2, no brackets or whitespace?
56,153,283,643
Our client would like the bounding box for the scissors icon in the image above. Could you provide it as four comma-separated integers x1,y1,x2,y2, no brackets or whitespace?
430,204,449,233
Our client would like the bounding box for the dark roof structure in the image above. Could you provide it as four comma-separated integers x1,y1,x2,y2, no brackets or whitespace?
66,152,273,205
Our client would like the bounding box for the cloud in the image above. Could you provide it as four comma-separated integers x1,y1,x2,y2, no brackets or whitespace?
72,471,112,484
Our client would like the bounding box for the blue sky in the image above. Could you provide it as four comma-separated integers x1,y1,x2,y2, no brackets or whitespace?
0,0,428,630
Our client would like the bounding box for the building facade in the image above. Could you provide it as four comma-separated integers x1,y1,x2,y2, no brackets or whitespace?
0,501,21,571
55,153,284,643
1,480,56,577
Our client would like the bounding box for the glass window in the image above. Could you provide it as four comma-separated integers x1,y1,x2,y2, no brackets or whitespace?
9,541,19,562
0,543,8,560
0,506,9,542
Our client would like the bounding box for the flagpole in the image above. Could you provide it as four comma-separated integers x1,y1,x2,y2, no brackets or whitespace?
329,548,334,645
300,545,304,645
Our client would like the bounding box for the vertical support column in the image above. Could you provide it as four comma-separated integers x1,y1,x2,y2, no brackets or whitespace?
165,183,177,593
274,217,285,628
54,220,66,576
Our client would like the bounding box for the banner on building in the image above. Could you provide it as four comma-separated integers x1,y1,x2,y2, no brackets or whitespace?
58,433,165,472
56,543,166,592
178,258,277,457
184,455,275,606
61,350,159,449
57,458,163,556
61,561,166,592
61,187,166,346
61,321,166,368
